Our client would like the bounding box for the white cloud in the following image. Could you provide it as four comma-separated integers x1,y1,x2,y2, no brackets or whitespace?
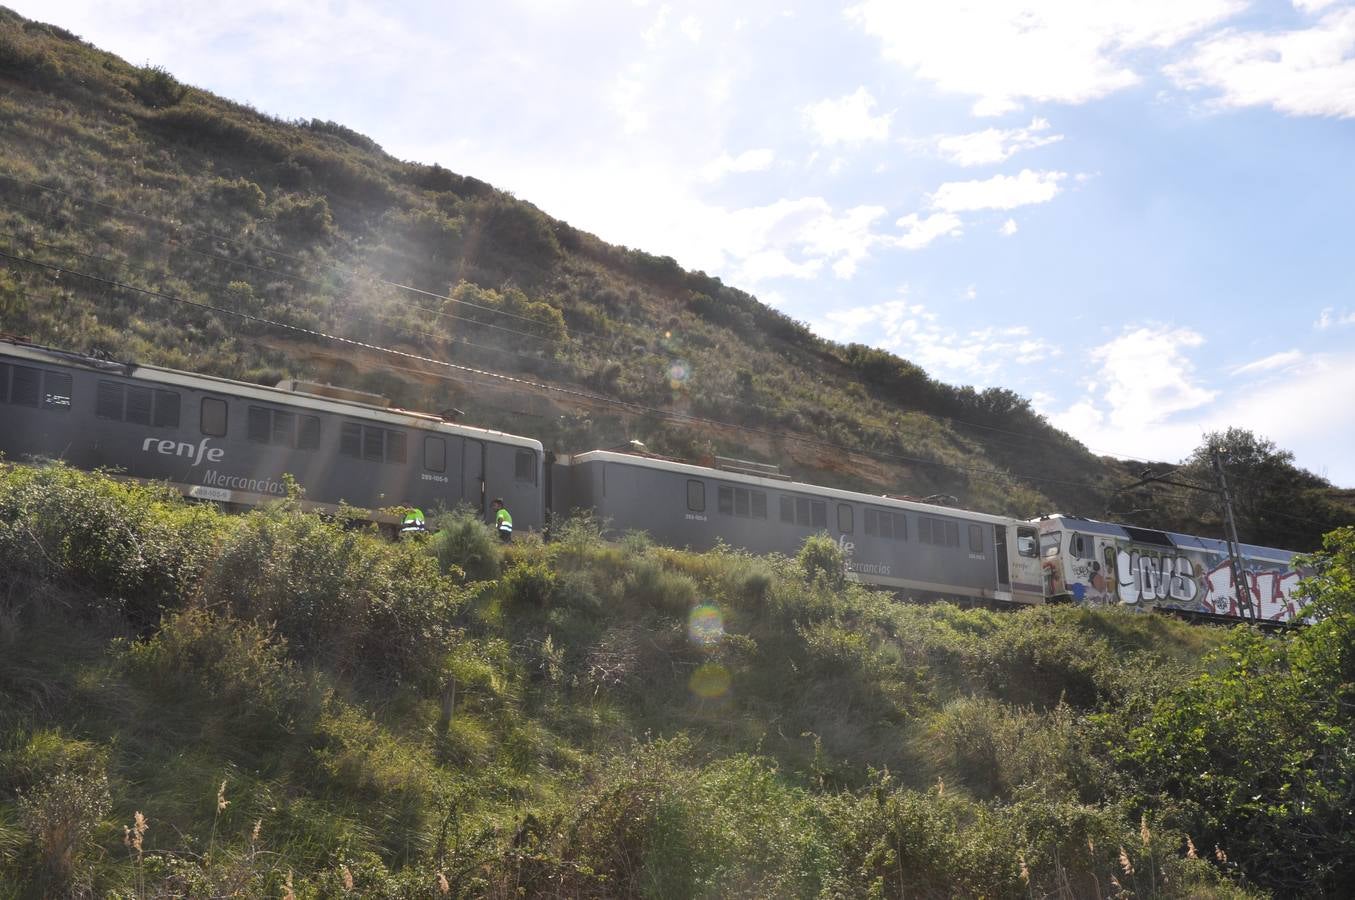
802,87,892,145
699,148,776,181
933,117,1064,166
679,15,702,41
1000,218,1019,235
929,169,1066,212
1294,0,1341,16
1036,326,1217,459
1316,307,1355,328
642,3,672,46
846,0,1244,115
1167,7,1355,118
893,212,964,250
1231,349,1305,376
813,299,1059,382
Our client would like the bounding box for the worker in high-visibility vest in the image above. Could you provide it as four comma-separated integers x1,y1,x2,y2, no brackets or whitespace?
400,507,427,538
492,498,513,542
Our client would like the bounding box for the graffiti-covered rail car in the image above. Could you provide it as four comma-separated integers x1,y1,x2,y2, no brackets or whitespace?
558,450,1045,603
1035,514,1308,623
0,340,545,528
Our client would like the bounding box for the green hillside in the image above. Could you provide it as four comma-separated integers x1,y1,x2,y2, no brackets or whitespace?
2,8,1350,548
5,463,1355,897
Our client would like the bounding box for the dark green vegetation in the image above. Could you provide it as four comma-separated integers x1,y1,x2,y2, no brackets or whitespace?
4,464,1355,896
0,8,1347,547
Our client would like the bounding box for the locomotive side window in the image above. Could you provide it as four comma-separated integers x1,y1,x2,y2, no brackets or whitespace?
340,422,409,464
96,381,121,419
424,436,447,472
96,381,178,426
717,485,765,518
1069,533,1093,559
297,416,321,450
42,372,72,410
201,398,228,436
919,516,960,548
865,508,907,541
362,426,383,461
781,495,827,527
125,387,152,425
687,480,705,512
10,366,39,407
247,406,271,443
272,410,295,446
514,450,536,484
838,504,854,533
152,390,179,427
340,423,362,457
969,524,984,554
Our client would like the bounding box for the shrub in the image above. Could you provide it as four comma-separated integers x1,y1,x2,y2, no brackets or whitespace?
130,63,188,108
198,504,465,682
0,464,225,625
797,532,846,589
428,506,500,582
211,177,267,215
17,767,111,891
272,193,333,240
624,557,698,616
499,561,558,609
123,608,319,745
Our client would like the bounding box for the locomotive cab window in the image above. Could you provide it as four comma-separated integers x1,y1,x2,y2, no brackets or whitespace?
201,398,228,436
424,436,447,472
1013,528,1039,558
1069,533,1093,559
687,480,705,512
514,450,536,484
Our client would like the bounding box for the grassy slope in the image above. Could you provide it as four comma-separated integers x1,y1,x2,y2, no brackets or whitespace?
0,7,1117,522
0,463,1288,898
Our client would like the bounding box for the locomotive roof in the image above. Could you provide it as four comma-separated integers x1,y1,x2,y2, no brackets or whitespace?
570,450,1020,526
0,339,543,451
1034,513,1298,565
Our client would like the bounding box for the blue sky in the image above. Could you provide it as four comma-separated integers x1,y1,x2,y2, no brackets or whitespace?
18,0,1355,484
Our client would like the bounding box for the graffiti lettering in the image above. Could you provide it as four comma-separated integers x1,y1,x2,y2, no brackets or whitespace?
1203,561,1306,621
1115,550,1196,606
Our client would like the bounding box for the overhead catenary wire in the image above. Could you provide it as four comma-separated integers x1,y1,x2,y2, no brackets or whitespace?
5,170,1345,491
0,173,576,334
0,247,1125,495
0,177,1186,470
0,196,572,347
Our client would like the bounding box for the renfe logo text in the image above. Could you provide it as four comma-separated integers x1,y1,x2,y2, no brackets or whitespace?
142,437,225,467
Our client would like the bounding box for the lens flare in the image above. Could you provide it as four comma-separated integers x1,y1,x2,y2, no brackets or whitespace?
687,602,723,646
668,359,691,388
689,662,731,699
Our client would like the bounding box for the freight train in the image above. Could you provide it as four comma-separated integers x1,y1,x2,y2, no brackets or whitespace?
0,338,1309,623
